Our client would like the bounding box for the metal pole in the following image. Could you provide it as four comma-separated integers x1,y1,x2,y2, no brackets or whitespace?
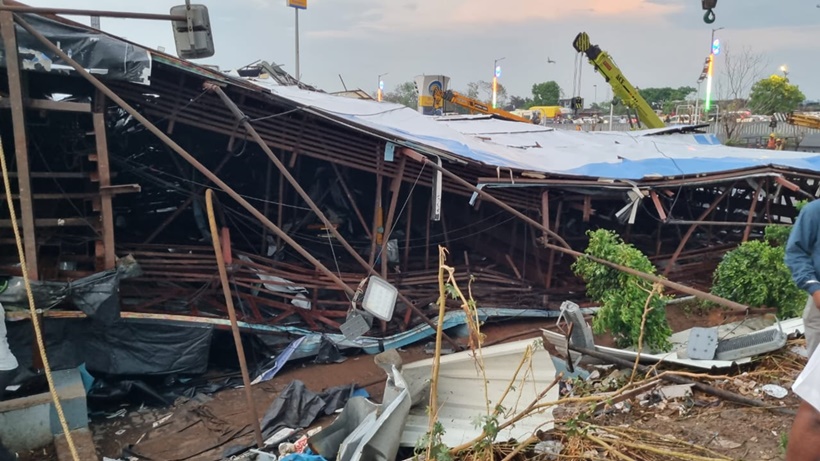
295,8,300,83
0,5,185,20
694,81,701,124
0,10,38,279
12,13,357,299
205,189,264,448
609,100,614,127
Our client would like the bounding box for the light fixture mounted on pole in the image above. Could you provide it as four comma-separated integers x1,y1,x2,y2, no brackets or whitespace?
704,26,723,113
377,72,388,102
780,65,789,79
492,57,505,109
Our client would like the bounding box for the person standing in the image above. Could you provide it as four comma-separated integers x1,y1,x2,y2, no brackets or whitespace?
0,302,18,401
787,345,820,460
768,133,777,149
786,200,820,358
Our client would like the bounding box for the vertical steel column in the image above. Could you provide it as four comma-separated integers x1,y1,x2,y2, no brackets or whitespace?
0,10,37,278
93,90,116,269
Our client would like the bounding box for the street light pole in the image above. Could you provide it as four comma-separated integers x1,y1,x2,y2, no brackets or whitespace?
294,8,300,83
704,27,723,113
593,84,597,106
492,57,505,109
780,65,789,79
377,72,388,102
710,27,723,48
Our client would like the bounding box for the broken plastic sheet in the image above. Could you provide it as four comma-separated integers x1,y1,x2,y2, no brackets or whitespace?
0,13,151,84
260,380,366,439
252,336,307,384
238,254,312,309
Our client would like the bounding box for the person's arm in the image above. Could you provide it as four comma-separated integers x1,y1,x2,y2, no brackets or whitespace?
786,204,820,299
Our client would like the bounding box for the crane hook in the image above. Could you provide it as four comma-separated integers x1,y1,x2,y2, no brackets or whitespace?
702,0,717,23
703,8,716,23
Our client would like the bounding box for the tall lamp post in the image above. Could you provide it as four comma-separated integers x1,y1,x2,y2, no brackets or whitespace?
286,0,307,83
780,65,789,79
492,57,505,109
377,72,388,102
704,26,724,113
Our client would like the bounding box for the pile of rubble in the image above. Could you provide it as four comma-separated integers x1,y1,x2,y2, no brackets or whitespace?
83,299,807,461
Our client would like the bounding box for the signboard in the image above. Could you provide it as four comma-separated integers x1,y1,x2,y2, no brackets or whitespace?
287,0,307,9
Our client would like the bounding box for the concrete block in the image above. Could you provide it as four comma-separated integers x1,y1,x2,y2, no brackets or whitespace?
55,428,98,461
0,368,88,452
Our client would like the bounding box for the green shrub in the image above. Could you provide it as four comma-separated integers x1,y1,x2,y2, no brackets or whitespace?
711,239,803,318
764,225,791,247
572,229,672,352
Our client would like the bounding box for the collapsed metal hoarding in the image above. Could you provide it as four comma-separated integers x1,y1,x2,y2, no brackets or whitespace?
0,6,818,379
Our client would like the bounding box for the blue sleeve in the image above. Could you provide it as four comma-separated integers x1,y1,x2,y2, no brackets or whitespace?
786,203,820,295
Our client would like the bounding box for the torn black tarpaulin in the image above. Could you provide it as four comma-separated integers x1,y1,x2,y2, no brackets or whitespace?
6,318,212,376
314,335,346,364
0,256,141,325
83,320,213,375
0,13,152,84
260,380,360,439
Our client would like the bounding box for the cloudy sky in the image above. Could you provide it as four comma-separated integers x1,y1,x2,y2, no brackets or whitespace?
26,0,820,102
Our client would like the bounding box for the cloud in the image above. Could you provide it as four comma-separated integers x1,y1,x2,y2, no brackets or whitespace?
309,0,682,38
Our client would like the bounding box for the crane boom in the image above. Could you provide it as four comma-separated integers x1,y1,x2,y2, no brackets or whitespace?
787,113,820,130
432,87,532,124
572,32,666,129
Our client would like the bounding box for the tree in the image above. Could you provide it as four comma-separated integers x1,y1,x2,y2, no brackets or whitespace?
509,95,533,110
713,45,768,142
464,80,508,107
531,81,561,106
748,75,806,115
382,81,418,108
722,45,768,101
637,86,696,113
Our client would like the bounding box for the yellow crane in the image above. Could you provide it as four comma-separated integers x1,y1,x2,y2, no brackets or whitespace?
431,87,533,124
787,113,820,130
572,32,666,129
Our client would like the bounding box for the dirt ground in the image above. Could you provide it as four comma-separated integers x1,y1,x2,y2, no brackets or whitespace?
22,303,808,460
86,317,557,459
552,303,804,461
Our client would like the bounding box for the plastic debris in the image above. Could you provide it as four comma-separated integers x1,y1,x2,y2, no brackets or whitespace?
761,384,788,399
533,440,564,459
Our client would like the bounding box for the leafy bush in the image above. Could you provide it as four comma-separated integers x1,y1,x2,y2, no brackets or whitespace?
712,199,807,319
764,200,807,247
764,225,792,247
711,239,803,318
572,229,672,352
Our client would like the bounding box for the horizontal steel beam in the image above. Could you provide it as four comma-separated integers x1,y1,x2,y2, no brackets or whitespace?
0,5,185,21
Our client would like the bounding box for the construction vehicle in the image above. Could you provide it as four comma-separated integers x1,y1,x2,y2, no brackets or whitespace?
431,87,532,124
572,32,666,129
